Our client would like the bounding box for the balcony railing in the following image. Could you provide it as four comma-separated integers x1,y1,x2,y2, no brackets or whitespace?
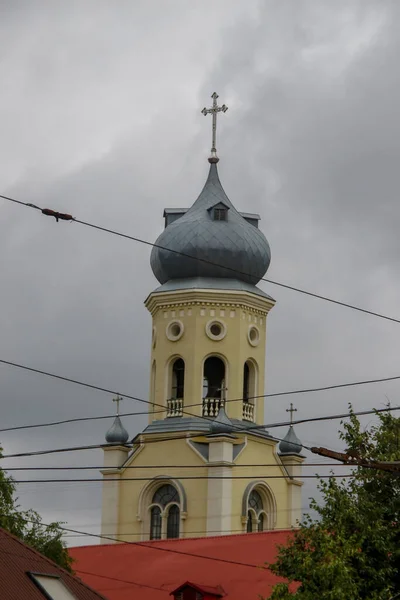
242,402,255,422
202,397,224,418
166,398,183,417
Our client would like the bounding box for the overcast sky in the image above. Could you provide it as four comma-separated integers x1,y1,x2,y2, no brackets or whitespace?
1,0,400,547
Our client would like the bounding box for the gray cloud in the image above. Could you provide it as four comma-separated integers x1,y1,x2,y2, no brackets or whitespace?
1,0,400,543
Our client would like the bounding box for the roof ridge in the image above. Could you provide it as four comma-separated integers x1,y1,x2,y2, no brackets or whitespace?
71,528,294,550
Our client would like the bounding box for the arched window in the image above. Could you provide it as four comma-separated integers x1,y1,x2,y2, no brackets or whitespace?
243,360,257,402
203,357,225,399
171,359,185,400
153,484,179,506
258,513,265,532
243,484,276,533
247,490,264,533
243,362,250,400
150,361,156,411
249,490,263,512
150,506,162,540
242,360,257,422
246,510,253,533
149,484,181,540
167,504,180,539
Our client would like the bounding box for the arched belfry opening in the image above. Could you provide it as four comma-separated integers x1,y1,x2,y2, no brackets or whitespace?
167,358,185,417
202,356,226,417
172,358,185,399
242,360,257,422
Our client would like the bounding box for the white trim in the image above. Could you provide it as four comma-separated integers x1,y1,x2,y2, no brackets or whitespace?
166,320,184,341
247,325,260,347
205,319,227,341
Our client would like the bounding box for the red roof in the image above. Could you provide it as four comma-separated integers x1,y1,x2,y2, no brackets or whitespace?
0,527,107,600
70,530,293,600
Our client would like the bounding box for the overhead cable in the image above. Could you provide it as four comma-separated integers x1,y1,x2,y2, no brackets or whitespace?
1,192,399,325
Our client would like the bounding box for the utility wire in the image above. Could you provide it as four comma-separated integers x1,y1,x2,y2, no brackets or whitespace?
1,357,399,436
0,546,166,594
4,474,354,484
2,403,399,461
3,462,348,471
1,192,400,325
3,397,398,437
20,518,287,570
73,569,167,594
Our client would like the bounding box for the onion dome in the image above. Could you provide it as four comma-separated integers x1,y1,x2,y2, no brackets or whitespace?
210,406,234,435
279,426,302,455
150,163,271,286
105,415,129,444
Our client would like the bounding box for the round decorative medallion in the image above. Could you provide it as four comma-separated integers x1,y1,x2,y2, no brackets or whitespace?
166,320,184,341
205,320,227,341
248,325,260,347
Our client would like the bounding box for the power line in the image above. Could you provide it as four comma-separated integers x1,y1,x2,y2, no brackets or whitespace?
0,546,166,594
73,569,167,594
21,518,285,570
1,191,400,325
0,408,154,434
6,474,354,484
1,357,400,436
3,462,347,471
2,403,399,461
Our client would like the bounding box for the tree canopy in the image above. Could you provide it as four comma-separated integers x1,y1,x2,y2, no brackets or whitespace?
269,409,400,600
0,447,73,571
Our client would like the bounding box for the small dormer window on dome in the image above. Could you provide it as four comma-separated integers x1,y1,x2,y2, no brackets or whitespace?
208,202,229,222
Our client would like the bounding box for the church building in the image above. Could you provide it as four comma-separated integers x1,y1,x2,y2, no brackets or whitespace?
100,93,303,543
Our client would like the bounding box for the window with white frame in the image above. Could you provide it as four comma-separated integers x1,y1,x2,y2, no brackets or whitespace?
244,484,276,533
149,484,180,539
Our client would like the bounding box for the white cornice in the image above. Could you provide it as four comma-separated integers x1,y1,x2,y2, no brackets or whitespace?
144,288,275,316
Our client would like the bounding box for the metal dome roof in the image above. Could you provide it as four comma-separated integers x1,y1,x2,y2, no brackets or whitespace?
105,415,129,444
209,406,234,435
150,163,271,285
278,426,302,455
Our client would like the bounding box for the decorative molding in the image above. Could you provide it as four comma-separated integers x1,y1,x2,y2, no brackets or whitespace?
145,288,275,317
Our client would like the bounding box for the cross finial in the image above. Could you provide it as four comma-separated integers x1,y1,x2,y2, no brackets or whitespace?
113,395,123,416
201,92,228,164
286,402,297,424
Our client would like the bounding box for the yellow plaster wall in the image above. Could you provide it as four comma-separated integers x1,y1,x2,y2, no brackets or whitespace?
146,288,275,425
230,437,294,531
117,435,209,541
115,433,299,541
101,285,303,541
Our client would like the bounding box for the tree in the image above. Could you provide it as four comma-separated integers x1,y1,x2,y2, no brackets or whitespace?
268,409,400,600
0,447,73,571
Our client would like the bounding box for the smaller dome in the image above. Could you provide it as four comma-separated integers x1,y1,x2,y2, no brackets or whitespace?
210,406,234,435
105,415,129,444
279,426,302,455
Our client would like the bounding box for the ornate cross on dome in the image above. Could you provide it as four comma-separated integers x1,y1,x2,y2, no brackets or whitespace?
286,402,297,424
201,92,228,163
113,395,123,416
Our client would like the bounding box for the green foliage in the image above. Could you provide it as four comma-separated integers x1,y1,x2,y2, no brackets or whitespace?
268,409,400,600
0,447,73,571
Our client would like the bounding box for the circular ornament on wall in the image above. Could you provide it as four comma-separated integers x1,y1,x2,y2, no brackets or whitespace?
248,325,260,347
166,320,184,342
205,319,227,341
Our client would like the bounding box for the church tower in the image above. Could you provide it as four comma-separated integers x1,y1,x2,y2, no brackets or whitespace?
100,93,304,542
